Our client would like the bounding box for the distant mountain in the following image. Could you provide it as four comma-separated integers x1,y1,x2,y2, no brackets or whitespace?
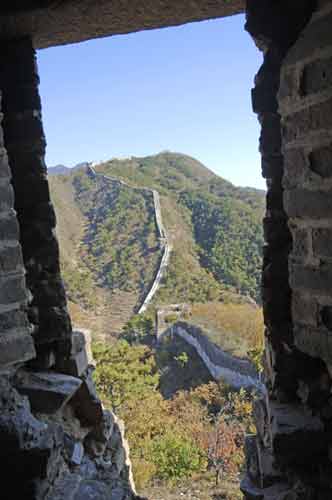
48,162,90,176
49,152,265,338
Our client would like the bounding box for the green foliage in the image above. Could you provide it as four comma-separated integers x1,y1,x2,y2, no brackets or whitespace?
180,191,264,303
174,351,189,368
121,314,154,343
93,340,159,411
93,339,255,490
151,431,206,481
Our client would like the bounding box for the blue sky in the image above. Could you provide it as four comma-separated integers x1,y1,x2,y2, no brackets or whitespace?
38,14,264,189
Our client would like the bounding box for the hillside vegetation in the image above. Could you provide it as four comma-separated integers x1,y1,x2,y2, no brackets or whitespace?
49,152,264,339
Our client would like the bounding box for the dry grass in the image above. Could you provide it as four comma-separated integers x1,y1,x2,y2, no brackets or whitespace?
190,302,264,358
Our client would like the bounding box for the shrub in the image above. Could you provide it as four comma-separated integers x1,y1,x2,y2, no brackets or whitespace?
151,431,206,481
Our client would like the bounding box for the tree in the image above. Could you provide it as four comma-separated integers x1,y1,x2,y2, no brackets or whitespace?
201,416,240,485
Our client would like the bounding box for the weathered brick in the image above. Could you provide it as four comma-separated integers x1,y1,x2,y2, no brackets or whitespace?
292,292,318,327
301,56,332,96
283,149,307,188
283,11,332,66
294,325,331,362
309,143,332,178
283,97,332,143
291,228,310,258
313,228,332,258
0,245,24,273
0,213,19,242
0,308,29,332
290,262,332,294
0,151,11,178
0,275,27,305
0,330,35,366
0,183,14,211
284,188,332,218
279,68,298,100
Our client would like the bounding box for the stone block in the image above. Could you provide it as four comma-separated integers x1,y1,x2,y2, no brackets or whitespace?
282,97,332,143
15,370,82,414
283,11,332,66
292,292,318,327
294,324,331,362
0,330,35,366
279,67,298,100
270,402,326,464
71,330,86,354
0,151,11,178
313,227,332,258
84,410,115,457
57,349,88,377
0,211,20,242
0,307,30,331
309,143,332,178
301,55,332,96
283,148,307,189
71,368,103,426
0,274,27,305
0,244,24,273
284,188,332,218
291,227,310,259
0,183,14,211
290,262,332,294
74,480,112,500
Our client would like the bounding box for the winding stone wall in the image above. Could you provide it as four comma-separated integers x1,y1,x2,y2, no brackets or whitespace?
164,321,262,391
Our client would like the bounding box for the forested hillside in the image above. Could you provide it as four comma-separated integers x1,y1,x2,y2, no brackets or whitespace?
49,152,265,338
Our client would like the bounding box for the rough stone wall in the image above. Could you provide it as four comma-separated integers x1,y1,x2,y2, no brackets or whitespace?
0,38,73,370
242,1,332,498
0,90,35,367
0,38,141,500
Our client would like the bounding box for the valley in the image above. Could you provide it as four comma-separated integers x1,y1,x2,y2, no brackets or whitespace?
48,151,265,498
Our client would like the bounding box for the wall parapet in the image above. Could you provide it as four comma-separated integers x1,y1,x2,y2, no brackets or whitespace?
161,321,263,392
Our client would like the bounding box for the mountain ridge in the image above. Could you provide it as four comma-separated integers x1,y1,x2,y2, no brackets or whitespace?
49,152,264,340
